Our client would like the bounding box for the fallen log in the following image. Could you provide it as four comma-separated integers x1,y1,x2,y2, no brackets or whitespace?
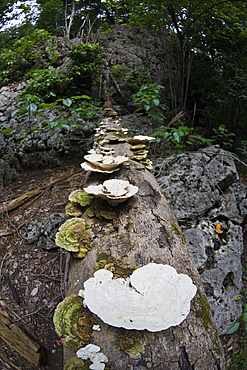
0,188,42,214
0,310,46,366
63,107,226,369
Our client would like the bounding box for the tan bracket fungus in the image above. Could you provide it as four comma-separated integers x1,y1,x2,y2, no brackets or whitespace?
53,294,93,351
82,263,197,332
84,179,138,206
55,218,93,258
81,154,128,174
128,135,156,145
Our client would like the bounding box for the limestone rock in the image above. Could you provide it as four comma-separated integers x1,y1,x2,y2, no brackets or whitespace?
155,145,244,335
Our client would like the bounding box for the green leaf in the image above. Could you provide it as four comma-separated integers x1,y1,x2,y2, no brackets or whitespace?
38,102,57,109
61,124,70,130
11,109,20,117
173,132,181,143
63,98,72,107
153,99,160,106
27,103,37,115
226,322,240,334
243,312,247,323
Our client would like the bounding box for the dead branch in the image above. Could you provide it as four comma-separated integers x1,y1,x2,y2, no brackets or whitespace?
0,189,42,215
167,111,185,127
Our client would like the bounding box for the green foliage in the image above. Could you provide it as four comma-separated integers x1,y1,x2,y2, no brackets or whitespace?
226,288,247,370
151,122,212,154
23,69,68,100
73,100,101,121
226,333,247,370
67,43,104,95
11,94,44,122
132,83,167,122
126,67,151,91
0,29,54,86
211,124,235,150
35,0,64,36
8,93,98,143
239,141,247,163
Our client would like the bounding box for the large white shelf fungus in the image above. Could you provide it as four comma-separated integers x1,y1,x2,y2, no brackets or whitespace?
84,179,138,206
82,263,197,332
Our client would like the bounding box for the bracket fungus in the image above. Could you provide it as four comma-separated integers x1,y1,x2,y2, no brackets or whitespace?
128,135,156,145
82,263,197,332
55,218,93,258
68,190,94,208
65,202,83,218
86,200,118,220
76,344,108,370
84,179,138,206
53,294,93,351
81,154,128,174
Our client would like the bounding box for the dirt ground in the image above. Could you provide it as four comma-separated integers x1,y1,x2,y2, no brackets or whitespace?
0,158,246,370
0,158,86,370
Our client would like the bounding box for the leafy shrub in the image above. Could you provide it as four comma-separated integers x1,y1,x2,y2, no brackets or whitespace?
211,124,235,150
132,83,167,122
23,69,69,100
67,42,104,95
151,122,212,153
126,67,151,91
239,140,247,163
0,29,54,86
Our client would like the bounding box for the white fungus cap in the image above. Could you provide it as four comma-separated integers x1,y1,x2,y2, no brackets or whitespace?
83,263,197,332
76,344,108,370
84,179,138,206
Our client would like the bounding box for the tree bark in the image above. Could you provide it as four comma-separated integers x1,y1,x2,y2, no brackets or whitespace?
64,110,226,370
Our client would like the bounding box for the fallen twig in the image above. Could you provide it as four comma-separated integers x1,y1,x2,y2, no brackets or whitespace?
0,168,83,216
0,189,42,215
3,273,20,306
0,253,9,280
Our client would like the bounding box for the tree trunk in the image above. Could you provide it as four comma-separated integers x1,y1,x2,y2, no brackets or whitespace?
64,109,226,370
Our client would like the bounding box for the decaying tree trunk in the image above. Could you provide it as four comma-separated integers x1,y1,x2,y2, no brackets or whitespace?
64,107,226,370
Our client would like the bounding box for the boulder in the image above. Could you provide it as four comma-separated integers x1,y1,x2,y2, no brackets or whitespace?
155,145,245,335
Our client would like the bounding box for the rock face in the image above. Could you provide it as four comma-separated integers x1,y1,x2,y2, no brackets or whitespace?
154,145,246,335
